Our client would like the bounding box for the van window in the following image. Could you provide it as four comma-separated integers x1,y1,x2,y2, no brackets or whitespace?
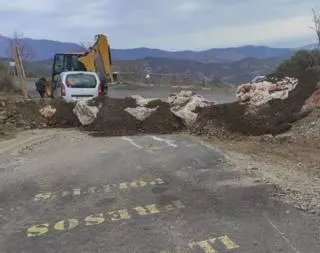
66,73,97,88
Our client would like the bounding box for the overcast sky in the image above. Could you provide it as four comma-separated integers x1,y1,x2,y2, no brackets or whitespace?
0,0,319,50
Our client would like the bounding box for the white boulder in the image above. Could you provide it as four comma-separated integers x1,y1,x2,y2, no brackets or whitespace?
236,77,298,106
39,105,56,119
73,100,100,126
125,95,160,121
130,95,159,107
168,90,215,127
125,106,159,121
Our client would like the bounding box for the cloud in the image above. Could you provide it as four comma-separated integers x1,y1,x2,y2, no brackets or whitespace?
153,15,313,50
0,0,55,12
0,0,319,49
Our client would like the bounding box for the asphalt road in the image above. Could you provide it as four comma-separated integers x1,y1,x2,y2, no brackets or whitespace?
0,130,319,253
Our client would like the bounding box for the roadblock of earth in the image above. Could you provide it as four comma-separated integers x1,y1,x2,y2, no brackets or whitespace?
41,96,185,136
1,72,319,140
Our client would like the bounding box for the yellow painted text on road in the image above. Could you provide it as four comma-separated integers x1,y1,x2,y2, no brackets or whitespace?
189,235,239,253
26,200,185,237
161,235,239,253
189,240,216,253
33,178,166,202
54,219,79,231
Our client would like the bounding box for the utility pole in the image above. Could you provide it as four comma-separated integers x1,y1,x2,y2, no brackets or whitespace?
11,44,27,97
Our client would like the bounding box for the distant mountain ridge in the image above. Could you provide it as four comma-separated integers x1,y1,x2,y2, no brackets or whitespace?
0,35,301,63
24,54,286,85
1,35,317,85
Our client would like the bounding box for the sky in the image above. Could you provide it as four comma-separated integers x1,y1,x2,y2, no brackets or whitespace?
0,0,319,50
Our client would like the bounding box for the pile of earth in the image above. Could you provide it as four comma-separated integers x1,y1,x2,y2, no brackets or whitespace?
191,73,318,139
256,107,320,148
40,96,185,137
0,94,47,139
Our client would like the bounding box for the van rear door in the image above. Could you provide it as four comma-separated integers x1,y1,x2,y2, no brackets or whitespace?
65,73,99,100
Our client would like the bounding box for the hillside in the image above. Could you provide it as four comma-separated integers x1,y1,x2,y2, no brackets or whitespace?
22,55,286,85
0,35,294,63
115,56,285,85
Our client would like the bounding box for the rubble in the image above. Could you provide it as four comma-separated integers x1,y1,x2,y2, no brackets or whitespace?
236,77,298,106
168,90,214,127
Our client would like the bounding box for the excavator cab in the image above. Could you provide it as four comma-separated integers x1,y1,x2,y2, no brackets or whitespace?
52,53,86,81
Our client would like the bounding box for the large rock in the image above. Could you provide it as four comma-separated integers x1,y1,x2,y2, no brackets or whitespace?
125,106,159,121
126,95,161,121
168,90,214,127
236,77,298,106
130,95,160,107
73,100,100,126
39,105,56,119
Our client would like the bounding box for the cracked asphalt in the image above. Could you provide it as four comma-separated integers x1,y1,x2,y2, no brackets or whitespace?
0,130,319,253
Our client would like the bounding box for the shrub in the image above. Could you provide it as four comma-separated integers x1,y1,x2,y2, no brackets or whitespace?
276,49,320,79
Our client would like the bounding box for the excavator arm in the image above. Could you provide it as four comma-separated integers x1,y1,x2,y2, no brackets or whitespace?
78,34,114,83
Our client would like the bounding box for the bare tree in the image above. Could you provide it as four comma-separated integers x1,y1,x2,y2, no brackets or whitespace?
9,31,35,61
310,8,320,46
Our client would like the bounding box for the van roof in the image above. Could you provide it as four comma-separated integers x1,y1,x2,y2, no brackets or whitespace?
60,71,98,76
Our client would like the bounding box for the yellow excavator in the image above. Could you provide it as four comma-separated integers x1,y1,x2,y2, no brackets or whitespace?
47,34,117,96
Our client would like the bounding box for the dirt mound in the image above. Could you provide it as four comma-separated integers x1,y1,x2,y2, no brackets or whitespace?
0,95,47,139
267,107,320,147
85,97,184,136
0,96,46,129
84,97,140,136
192,73,318,138
0,95,184,138
49,99,80,127
140,100,185,134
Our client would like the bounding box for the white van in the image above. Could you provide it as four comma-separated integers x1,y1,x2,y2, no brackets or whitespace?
53,71,102,101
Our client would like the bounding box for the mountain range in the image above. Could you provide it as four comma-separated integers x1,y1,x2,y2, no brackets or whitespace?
0,35,302,63
1,35,318,84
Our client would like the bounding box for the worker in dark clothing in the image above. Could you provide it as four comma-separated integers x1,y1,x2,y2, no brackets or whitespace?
35,77,46,98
